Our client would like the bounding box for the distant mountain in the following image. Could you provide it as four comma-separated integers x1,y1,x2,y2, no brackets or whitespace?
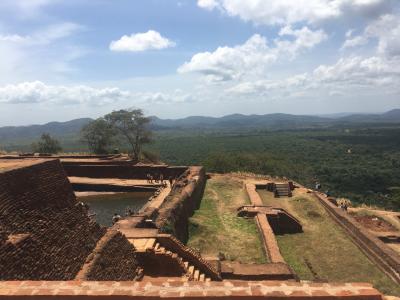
337,109,400,123
381,109,400,120
0,118,93,142
151,113,330,129
0,110,399,149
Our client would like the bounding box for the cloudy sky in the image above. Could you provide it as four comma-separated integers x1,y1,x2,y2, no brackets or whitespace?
0,0,399,125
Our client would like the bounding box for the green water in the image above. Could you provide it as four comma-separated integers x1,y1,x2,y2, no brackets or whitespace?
78,192,152,226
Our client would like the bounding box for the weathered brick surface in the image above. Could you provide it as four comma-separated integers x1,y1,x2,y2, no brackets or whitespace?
62,163,187,180
245,183,286,264
79,230,141,281
0,280,383,299
155,166,206,243
0,160,106,280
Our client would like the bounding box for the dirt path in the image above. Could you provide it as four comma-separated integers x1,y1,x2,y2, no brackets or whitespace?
349,207,400,232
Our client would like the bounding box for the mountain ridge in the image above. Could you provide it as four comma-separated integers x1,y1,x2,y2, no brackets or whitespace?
0,110,399,144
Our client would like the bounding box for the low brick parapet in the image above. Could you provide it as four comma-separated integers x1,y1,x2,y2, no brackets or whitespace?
0,280,382,299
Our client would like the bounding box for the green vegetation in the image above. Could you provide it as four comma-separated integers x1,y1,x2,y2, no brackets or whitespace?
81,118,116,154
187,176,267,264
31,133,62,154
103,109,152,161
147,125,400,209
2,122,400,209
257,190,400,296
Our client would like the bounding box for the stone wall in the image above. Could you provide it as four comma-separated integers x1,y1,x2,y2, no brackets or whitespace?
0,160,106,280
155,166,206,243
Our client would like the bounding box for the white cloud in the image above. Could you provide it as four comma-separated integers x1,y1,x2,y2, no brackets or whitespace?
341,14,400,56
0,81,131,106
178,27,326,82
110,30,176,52
0,81,196,106
277,25,328,57
366,14,400,57
313,55,400,85
0,23,85,83
0,0,57,18
138,90,195,104
228,55,400,97
341,35,368,49
0,34,28,43
0,22,82,46
197,0,390,26
197,0,220,10
227,74,309,95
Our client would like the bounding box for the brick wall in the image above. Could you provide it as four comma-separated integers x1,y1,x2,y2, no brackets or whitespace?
78,230,141,281
314,192,400,284
155,166,206,243
0,160,106,280
62,163,187,180
0,280,383,299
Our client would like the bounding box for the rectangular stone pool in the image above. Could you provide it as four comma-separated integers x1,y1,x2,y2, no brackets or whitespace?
77,192,153,226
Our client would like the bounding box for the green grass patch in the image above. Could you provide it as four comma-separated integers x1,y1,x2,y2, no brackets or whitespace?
187,176,267,264
257,191,400,296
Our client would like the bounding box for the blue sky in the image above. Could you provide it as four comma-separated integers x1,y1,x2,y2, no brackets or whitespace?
0,0,399,125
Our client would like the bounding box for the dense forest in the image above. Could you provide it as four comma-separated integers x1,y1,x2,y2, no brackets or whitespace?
1,121,399,210
147,125,400,210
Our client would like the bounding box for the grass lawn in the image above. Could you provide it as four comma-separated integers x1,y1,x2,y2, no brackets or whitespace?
257,189,400,296
187,175,267,264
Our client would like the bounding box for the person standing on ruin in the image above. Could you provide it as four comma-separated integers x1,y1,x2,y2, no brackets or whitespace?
160,173,164,184
112,213,121,224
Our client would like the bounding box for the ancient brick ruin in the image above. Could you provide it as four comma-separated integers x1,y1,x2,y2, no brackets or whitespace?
0,155,398,299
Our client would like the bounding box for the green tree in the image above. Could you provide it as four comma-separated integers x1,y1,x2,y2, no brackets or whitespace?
81,118,115,154
32,133,62,154
104,109,152,161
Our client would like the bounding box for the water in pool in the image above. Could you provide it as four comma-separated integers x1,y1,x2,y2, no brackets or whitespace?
78,192,153,226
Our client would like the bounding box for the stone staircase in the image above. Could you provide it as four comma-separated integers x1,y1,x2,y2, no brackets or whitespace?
273,183,292,197
131,235,220,282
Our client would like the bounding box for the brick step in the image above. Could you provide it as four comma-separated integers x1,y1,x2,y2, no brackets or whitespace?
155,234,221,281
193,269,200,281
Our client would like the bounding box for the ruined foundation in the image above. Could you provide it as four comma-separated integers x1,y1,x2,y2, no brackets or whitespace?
0,155,397,299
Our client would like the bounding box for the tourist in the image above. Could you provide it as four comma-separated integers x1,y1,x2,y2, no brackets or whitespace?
112,213,121,224
146,173,151,183
168,176,173,187
160,173,164,184
149,175,153,183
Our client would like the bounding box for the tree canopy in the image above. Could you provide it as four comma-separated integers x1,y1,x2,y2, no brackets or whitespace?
31,133,62,154
103,109,152,161
81,118,115,154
